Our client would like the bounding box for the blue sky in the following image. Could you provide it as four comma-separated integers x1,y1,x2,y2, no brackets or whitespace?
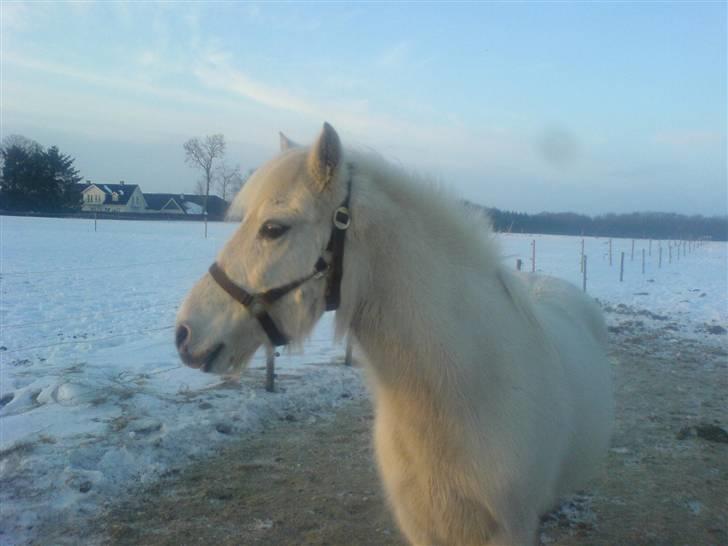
2,1,726,215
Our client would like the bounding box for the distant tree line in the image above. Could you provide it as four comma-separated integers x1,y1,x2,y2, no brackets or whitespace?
0,136,82,212
466,202,728,241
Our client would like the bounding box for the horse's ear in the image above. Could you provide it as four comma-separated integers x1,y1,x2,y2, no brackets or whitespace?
307,122,341,192
279,132,299,152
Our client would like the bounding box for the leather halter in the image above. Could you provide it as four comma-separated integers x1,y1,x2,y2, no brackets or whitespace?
208,170,353,347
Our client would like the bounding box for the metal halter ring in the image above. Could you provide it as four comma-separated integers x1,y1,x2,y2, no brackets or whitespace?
333,206,351,230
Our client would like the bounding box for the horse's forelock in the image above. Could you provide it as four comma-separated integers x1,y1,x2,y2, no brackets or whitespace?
227,149,309,221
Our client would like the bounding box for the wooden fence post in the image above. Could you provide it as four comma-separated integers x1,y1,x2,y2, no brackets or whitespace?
265,347,276,392
344,336,353,366
620,252,625,282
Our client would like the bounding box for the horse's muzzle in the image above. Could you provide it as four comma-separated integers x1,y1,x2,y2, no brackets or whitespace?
175,324,224,372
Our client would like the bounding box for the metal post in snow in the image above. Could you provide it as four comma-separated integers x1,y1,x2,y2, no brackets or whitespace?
531,239,536,273
516,258,522,271
344,336,353,366
649,239,652,257
620,252,625,282
631,239,635,261
265,347,276,392
582,255,588,292
642,248,646,274
609,239,613,266
658,245,662,268
580,239,585,273
94,212,97,233
669,244,672,264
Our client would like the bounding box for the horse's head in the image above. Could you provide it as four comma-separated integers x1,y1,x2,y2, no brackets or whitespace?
175,123,351,374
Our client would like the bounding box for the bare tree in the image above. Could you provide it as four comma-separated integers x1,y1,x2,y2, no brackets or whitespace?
233,168,255,196
215,162,244,202
193,178,206,196
183,134,225,237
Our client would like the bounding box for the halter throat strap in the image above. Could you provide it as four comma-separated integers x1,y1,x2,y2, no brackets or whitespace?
207,166,353,347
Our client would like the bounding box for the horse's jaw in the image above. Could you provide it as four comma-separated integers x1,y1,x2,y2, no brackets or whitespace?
175,276,267,376
203,342,260,376
176,328,261,376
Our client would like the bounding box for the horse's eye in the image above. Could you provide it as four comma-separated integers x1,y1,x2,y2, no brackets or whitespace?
259,222,290,240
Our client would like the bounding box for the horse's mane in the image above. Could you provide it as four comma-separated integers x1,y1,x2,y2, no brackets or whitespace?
347,151,555,344
347,148,501,271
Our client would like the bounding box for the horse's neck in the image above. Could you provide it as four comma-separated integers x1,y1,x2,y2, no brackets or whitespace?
342,172,503,399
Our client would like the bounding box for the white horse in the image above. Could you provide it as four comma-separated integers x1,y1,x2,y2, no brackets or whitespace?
175,123,613,546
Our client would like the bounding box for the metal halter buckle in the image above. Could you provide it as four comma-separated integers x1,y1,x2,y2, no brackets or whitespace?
249,297,265,316
333,206,351,230
313,262,329,280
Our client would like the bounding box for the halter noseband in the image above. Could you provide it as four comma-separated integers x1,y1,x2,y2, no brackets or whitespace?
208,169,353,347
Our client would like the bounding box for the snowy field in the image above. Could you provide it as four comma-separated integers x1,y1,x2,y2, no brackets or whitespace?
1,216,726,545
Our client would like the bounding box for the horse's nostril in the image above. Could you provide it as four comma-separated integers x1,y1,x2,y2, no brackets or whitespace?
175,324,191,350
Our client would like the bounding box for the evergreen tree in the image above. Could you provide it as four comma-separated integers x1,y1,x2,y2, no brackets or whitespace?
44,146,82,210
0,137,82,212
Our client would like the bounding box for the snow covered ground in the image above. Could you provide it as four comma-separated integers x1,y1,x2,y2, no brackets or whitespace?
1,216,726,545
498,231,727,328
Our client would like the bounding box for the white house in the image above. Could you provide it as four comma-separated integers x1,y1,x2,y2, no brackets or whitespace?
78,182,147,213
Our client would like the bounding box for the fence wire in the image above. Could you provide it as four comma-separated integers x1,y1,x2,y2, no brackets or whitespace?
2,325,174,355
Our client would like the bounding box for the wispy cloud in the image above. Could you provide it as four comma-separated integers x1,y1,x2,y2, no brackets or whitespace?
1,1,39,34
654,129,724,149
2,52,272,142
193,53,318,116
189,50,534,174
191,52,404,134
3,51,232,111
239,2,322,33
375,40,413,68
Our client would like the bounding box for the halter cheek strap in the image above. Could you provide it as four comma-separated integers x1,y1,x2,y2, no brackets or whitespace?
324,184,352,311
208,168,353,347
208,258,328,347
